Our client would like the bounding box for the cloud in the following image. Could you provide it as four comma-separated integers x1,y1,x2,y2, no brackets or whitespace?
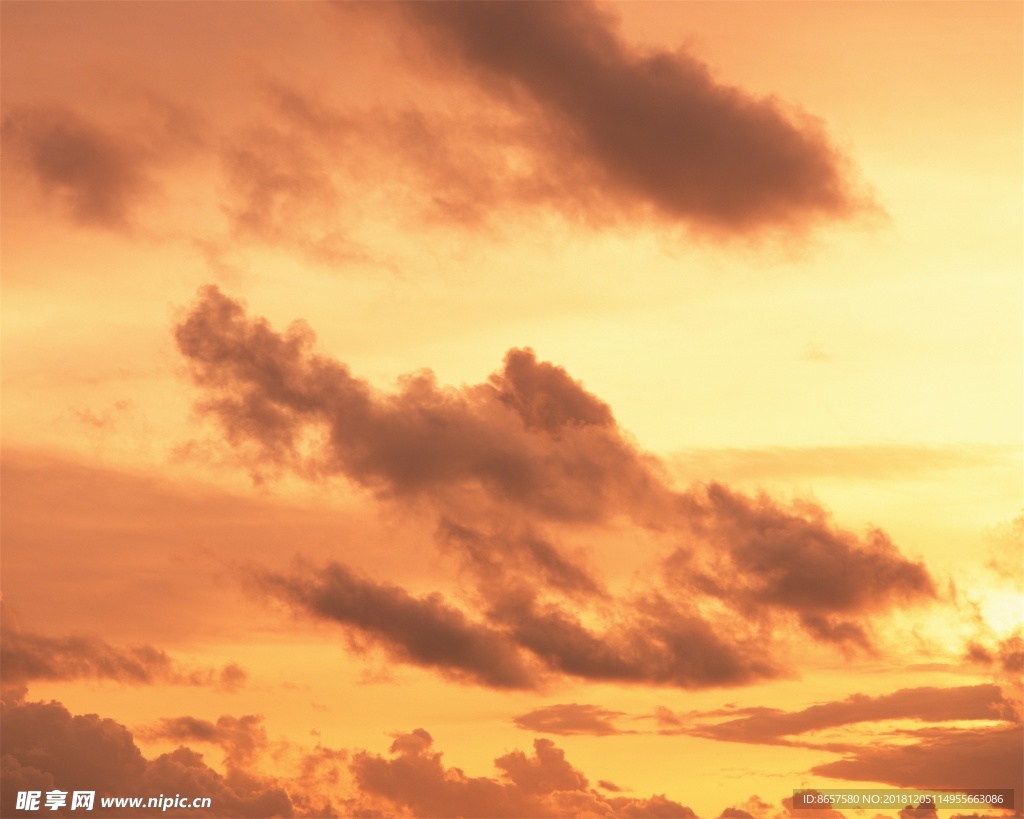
261,551,780,689
1,107,151,230
438,519,604,598
492,591,776,688
174,285,669,523
0,602,245,692
0,697,295,818
395,0,870,235
513,703,632,736
2,694,709,818
176,287,941,685
811,726,1023,796
350,728,696,818
657,683,1022,805
667,484,936,646
259,562,537,690
140,715,269,769
679,684,1010,745
965,634,1024,677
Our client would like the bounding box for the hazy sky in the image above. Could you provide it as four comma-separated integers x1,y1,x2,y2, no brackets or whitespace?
2,3,1021,818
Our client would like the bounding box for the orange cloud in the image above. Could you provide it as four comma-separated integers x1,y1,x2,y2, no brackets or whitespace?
174,285,668,523
666,485,936,648
350,728,696,818
0,603,245,692
678,684,1011,745
811,726,1022,798
393,1,871,236
0,697,294,818
1,107,152,230
174,287,940,686
259,561,536,690
513,703,632,737
2,694,714,818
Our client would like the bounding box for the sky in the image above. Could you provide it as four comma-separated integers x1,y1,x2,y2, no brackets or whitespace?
1,2,1022,817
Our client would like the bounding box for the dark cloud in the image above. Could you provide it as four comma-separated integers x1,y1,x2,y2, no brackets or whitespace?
965,634,1024,676
668,484,936,647
494,592,776,688
0,603,245,692
0,698,295,818
174,285,669,523
4,695,704,818
141,715,268,769
262,558,778,690
438,519,604,598
1,107,150,229
396,0,869,235
350,728,696,818
811,727,1023,797
260,562,536,689
678,684,1010,745
513,703,632,736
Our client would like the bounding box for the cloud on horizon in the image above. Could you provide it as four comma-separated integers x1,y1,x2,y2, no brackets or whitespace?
674,684,1012,745
351,728,696,818
0,697,296,818
0,602,245,693
1,694,714,818
811,726,1023,796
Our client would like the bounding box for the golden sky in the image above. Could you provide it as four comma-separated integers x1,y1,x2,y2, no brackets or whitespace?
1,2,1021,818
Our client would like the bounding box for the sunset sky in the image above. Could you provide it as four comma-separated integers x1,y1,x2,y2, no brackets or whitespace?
1,2,1022,817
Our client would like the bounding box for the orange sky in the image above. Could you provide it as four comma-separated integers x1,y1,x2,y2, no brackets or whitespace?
1,2,1022,818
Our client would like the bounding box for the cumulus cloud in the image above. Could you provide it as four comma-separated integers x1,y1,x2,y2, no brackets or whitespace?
350,728,696,818
0,602,245,692
174,284,669,523
140,715,269,769
393,0,870,235
1,107,151,230
0,697,294,818
4,694,719,819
